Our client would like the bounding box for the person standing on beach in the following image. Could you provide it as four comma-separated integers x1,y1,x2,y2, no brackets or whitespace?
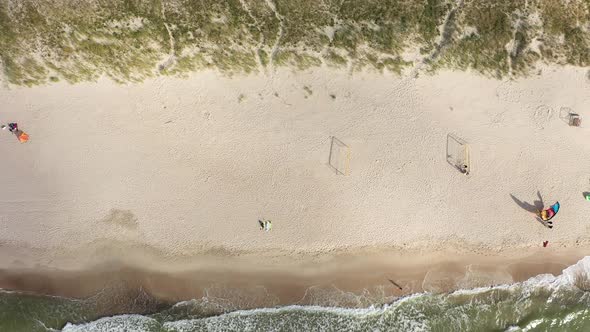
460,164,469,175
7,123,18,133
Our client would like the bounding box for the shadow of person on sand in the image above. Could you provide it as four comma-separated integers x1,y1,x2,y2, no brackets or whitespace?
510,191,545,213
511,192,553,228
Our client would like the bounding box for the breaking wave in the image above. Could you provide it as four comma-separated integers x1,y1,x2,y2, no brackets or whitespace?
3,257,590,331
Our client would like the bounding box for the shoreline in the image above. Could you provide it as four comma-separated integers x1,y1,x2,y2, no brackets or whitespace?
0,244,585,310
1,249,587,332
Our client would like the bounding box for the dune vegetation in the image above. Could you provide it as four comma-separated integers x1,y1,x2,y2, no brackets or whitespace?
0,0,589,85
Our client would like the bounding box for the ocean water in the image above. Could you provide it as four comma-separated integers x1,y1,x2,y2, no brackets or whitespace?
2,257,590,332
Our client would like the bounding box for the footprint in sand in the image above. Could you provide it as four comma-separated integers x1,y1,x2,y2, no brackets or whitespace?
531,105,555,129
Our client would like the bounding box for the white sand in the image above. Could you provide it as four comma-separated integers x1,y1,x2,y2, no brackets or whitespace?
0,66,589,267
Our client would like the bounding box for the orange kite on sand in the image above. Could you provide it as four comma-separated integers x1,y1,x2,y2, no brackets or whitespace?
15,130,29,143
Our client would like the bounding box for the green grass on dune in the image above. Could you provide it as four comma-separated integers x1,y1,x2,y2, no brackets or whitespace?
539,0,590,66
0,0,589,86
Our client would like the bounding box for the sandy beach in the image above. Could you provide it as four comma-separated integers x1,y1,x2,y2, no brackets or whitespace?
0,66,590,305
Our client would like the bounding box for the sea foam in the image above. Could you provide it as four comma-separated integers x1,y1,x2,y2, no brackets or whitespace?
49,256,590,332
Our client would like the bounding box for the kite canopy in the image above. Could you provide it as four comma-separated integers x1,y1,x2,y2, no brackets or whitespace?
542,201,560,221
15,130,29,143
551,202,560,214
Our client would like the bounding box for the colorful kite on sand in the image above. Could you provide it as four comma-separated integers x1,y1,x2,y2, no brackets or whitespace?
540,202,560,221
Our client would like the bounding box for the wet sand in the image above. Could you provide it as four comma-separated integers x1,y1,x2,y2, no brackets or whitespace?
0,244,584,313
